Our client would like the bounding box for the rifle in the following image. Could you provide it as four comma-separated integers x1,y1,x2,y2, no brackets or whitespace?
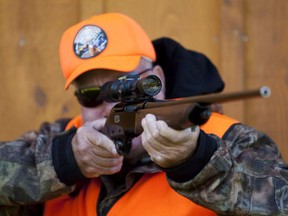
101,74,271,155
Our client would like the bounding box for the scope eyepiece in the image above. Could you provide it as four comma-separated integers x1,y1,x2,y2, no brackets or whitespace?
137,75,162,97
100,74,162,103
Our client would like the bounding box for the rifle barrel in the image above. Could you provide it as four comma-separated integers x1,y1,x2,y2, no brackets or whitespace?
145,86,271,109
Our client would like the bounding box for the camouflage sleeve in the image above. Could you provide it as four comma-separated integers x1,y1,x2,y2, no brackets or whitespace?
0,119,75,206
168,124,288,215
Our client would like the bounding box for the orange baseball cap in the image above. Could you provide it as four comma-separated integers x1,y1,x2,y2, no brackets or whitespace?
60,13,156,89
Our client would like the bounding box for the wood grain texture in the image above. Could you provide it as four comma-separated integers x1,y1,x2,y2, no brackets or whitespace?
0,0,81,139
244,0,288,160
219,0,246,121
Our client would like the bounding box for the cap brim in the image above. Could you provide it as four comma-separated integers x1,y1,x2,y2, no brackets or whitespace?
64,55,142,90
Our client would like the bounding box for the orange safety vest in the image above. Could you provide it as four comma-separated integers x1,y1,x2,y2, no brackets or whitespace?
44,112,238,216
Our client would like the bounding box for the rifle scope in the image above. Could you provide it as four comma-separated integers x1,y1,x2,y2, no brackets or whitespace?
100,74,162,103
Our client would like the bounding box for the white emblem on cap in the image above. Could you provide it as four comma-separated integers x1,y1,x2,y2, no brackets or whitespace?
74,25,108,59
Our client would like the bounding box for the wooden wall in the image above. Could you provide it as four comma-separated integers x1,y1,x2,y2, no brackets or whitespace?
0,0,287,161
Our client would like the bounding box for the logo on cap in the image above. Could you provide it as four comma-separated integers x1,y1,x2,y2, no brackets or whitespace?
74,25,108,59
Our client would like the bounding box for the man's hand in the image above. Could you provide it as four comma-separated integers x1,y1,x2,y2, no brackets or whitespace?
141,114,200,168
71,119,123,178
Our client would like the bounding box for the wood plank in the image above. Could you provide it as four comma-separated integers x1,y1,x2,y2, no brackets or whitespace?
0,0,80,139
245,0,288,161
219,0,246,121
79,0,104,20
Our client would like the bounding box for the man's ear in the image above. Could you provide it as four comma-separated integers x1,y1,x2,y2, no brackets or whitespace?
152,65,165,100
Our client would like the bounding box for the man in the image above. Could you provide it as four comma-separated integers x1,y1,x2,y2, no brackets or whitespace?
1,12,287,216
44,13,288,215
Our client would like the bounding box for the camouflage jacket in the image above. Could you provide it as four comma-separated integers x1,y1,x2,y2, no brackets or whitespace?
0,120,287,215
0,119,74,216
169,123,288,215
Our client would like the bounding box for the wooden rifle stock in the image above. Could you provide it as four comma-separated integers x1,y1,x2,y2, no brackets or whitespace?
104,86,271,155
